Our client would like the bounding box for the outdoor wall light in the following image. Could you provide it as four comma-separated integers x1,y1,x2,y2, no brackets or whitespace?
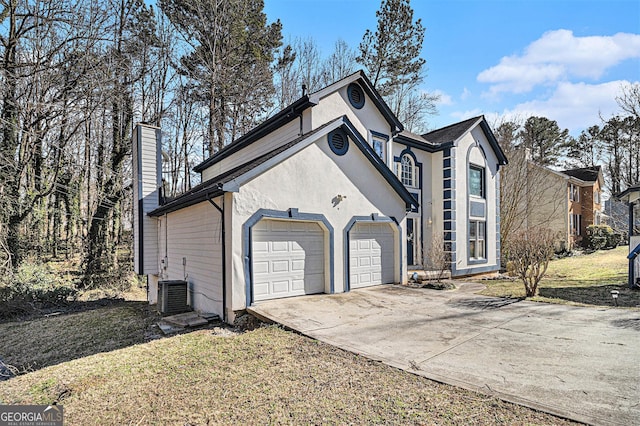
610,290,619,307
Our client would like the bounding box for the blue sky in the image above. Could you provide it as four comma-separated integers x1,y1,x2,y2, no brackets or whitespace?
263,0,640,135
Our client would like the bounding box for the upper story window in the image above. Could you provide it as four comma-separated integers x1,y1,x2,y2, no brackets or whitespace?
372,134,386,160
400,154,415,187
469,165,485,198
594,190,601,204
569,183,580,202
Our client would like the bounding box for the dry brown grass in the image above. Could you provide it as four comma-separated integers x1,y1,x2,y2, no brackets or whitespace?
0,325,575,425
0,301,159,373
481,246,640,308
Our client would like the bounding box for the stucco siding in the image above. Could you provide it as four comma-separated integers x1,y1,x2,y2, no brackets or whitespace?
158,200,224,315
311,89,391,144
200,119,303,182
452,130,500,275
390,142,432,266
229,137,407,311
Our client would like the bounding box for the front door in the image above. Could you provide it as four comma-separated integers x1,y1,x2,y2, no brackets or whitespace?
407,218,415,265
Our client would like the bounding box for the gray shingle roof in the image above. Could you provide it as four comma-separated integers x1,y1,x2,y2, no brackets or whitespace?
422,116,482,145
561,166,601,182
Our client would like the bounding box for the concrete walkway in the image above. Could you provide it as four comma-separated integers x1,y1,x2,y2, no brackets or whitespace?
248,284,640,425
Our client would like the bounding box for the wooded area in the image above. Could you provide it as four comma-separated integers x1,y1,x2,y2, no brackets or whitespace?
0,0,436,282
0,0,637,285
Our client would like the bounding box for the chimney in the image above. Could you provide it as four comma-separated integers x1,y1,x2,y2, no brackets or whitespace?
132,123,162,275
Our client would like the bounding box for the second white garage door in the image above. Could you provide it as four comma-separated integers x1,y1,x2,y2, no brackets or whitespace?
252,219,325,302
349,222,395,289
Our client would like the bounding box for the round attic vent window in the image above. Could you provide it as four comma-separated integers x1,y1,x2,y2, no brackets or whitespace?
347,83,365,109
328,129,349,156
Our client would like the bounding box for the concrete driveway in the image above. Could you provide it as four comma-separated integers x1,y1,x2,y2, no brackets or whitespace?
248,284,640,425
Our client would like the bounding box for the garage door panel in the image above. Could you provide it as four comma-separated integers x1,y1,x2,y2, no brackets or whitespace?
253,220,325,302
350,223,395,289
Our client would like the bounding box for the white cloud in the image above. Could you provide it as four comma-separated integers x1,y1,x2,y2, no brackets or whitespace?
450,108,483,121
501,80,633,134
478,30,640,95
460,87,471,101
432,89,453,106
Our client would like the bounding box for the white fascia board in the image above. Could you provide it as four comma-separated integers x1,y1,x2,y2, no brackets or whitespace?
220,120,344,192
310,71,362,103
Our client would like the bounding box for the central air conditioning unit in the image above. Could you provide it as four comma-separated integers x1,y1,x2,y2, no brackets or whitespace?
157,280,189,315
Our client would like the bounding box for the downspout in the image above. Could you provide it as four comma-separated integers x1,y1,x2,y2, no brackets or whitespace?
208,194,227,323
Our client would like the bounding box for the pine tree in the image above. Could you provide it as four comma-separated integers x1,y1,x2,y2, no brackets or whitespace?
565,125,602,168
160,0,282,155
519,116,570,167
357,0,436,131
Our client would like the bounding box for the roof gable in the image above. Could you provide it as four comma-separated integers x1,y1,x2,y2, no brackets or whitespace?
422,116,482,146
413,116,508,167
193,95,316,173
310,70,403,134
150,116,418,216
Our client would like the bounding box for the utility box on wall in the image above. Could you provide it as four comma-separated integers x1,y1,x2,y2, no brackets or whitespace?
157,280,189,315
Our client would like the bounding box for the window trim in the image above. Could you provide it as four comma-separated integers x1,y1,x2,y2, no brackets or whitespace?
570,183,580,202
347,83,365,109
328,128,349,156
570,213,582,236
400,154,415,188
370,131,388,161
468,220,487,262
469,164,485,198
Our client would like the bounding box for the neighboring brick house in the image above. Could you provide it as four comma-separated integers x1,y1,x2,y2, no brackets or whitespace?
508,162,604,250
562,166,604,247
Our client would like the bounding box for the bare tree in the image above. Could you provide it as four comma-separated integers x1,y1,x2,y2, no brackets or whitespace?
616,82,640,120
425,232,449,283
495,119,567,254
320,39,358,87
505,227,557,297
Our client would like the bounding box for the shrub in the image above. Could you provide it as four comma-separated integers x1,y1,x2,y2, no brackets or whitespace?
584,225,620,250
0,263,77,319
426,232,450,282
505,227,557,297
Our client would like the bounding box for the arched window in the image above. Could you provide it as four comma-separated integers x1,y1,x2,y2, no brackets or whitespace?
401,154,415,187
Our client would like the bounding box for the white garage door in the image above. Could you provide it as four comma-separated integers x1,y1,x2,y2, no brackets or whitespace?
349,222,395,289
252,219,325,301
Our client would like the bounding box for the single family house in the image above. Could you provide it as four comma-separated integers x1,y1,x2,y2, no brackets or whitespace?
615,184,640,288
507,158,604,250
133,71,507,323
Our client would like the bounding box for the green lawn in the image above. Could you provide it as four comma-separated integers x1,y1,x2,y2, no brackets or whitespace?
0,303,574,425
480,246,639,308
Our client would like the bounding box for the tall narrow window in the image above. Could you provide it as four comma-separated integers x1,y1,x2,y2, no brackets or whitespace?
570,184,580,202
469,220,486,260
469,165,484,198
400,154,415,187
570,214,582,236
